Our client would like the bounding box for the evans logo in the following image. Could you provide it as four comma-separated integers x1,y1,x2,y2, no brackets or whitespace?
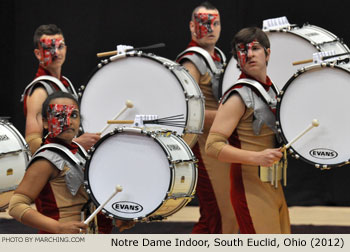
309,148,338,159
0,134,10,141
112,201,143,214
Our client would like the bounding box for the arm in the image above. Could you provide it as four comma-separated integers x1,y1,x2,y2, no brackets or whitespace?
25,88,48,153
9,159,87,233
182,60,216,127
206,93,282,167
73,133,101,151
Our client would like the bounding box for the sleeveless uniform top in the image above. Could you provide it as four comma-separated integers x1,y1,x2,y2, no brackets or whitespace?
28,142,88,233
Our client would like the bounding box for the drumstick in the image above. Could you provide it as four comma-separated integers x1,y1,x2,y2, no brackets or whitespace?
84,185,123,225
280,119,320,152
96,50,117,58
108,120,134,124
292,52,350,65
100,100,134,134
292,59,313,65
96,43,166,58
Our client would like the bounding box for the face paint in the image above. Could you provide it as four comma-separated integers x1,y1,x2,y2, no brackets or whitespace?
236,40,260,68
38,38,65,66
46,104,78,138
193,13,218,39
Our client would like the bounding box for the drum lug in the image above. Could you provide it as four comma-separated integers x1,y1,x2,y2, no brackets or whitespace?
321,165,331,170
145,215,165,222
185,93,205,100
162,61,175,70
0,149,24,157
167,193,194,200
171,159,196,164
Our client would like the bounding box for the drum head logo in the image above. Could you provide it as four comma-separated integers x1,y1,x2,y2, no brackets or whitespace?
0,134,10,141
309,148,338,159
112,201,143,214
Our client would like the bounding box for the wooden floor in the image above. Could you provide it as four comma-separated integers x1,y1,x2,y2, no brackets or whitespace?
165,206,350,226
2,205,350,226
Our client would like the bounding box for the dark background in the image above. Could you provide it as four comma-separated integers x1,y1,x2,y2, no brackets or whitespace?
1,0,350,206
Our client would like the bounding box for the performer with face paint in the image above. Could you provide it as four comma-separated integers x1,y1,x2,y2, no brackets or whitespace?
21,24,100,154
176,1,238,234
9,92,134,234
205,27,291,234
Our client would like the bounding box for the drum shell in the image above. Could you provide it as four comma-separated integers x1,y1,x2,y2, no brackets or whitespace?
84,127,197,221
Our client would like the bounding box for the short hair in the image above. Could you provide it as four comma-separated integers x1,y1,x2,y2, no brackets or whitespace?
231,27,270,60
191,1,218,20
33,24,63,49
42,91,79,120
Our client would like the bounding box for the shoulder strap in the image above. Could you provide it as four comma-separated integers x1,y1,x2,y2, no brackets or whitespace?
72,140,88,158
176,46,224,75
31,143,83,166
62,76,78,99
214,47,226,64
21,75,77,102
222,78,277,106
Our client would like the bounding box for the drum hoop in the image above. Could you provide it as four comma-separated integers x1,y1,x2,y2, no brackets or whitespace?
276,63,350,168
292,24,337,40
79,52,193,134
84,127,176,221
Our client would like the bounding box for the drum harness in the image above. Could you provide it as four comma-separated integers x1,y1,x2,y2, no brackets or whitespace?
176,46,226,101
222,78,287,188
20,75,79,102
31,142,101,233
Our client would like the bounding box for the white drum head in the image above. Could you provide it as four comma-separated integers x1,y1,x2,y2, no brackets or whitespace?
277,65,350,167
80,54,189,136
267,31,318,90
85,130,171,220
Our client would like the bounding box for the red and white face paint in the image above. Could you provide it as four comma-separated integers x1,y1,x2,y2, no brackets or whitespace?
46,104,78,138
236,40,260,68
193,13,218,39
38,38,65,67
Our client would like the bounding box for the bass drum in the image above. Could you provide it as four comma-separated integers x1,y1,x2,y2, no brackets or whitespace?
0,119,30,211
84,127,197,221
220,24,350,96
79,52,204,148
276,63,350,169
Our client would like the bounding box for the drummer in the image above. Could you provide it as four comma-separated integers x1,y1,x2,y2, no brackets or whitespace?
9,92,133,234
22,24,100,154
176,1,238,234
205,27,291,233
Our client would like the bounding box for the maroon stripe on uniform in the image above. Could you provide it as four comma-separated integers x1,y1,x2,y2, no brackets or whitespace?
35,182,59,234
228,130,256,234
191,142,222,234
